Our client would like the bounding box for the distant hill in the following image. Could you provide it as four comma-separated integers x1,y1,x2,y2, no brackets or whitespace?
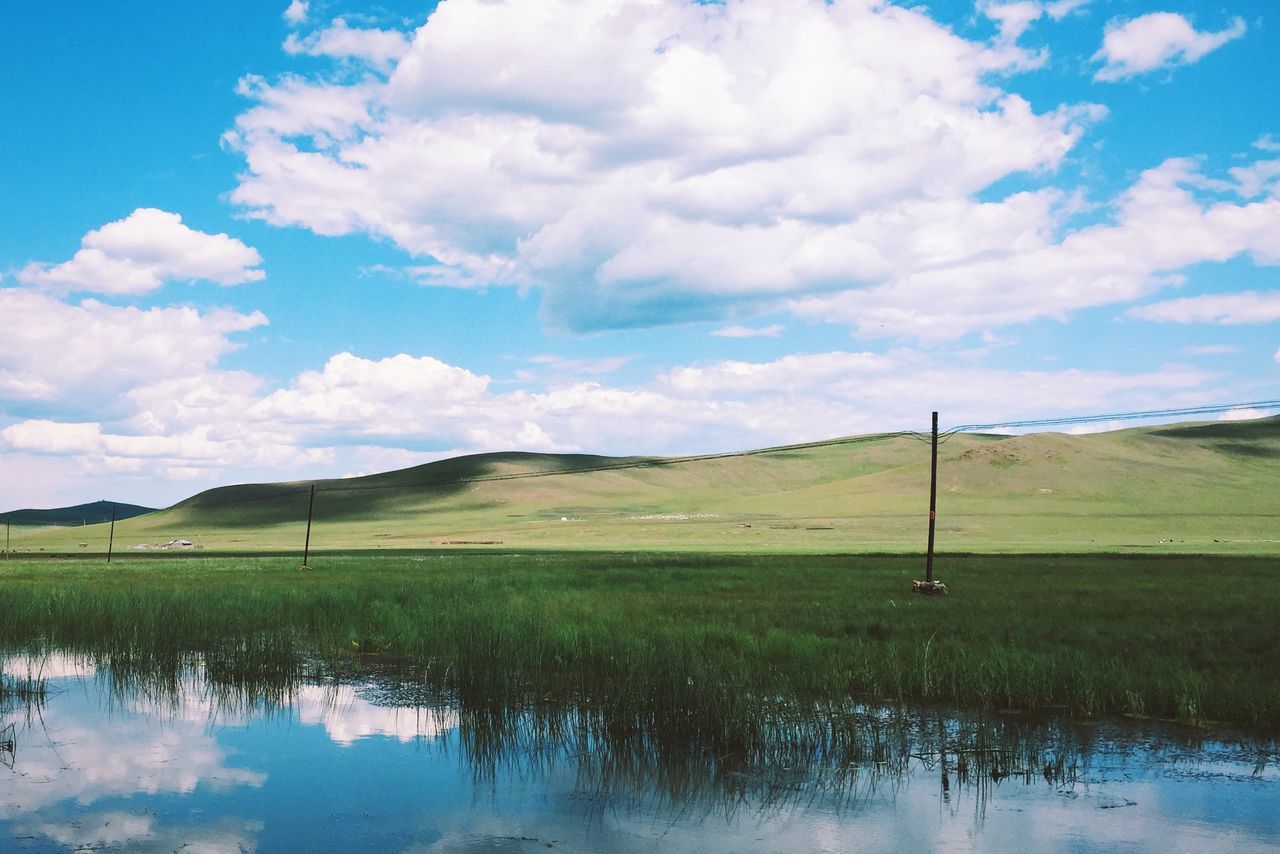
0,500,156,527
10,416,1280,554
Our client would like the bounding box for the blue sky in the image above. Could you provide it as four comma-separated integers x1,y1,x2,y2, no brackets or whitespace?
1,0,1278,509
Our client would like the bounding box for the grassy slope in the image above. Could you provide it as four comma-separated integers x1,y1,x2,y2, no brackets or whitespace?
0,500,156,527
9,417,1279,554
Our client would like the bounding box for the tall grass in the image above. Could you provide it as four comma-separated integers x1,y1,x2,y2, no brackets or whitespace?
1,552,1277,744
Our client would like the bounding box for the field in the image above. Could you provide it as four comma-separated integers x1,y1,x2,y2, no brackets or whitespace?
2,552,1277,736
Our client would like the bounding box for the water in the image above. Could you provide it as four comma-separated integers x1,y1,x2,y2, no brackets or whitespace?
2,653,1277,852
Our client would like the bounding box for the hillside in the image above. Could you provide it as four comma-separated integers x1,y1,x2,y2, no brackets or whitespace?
8,417,1279,555
0,500,155,527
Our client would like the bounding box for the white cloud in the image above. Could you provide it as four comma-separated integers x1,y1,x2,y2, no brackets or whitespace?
284,18,411,69
711,324,784,338
1256,134,1280,154
0,289,266,407
979,1,1088,45
1093,13,1246,82
1128,291,1280,325
226,0,1097,334
790,159,1280,339
17,208,264,295
1219,407,1269,422
524,354,633,376
251,352,491,435
221,1,1280,342
1182,344,1238,356
1227,159,1280,200
283,0,308,25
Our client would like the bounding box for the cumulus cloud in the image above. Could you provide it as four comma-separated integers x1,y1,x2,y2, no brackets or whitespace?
1093,13,1246,82
226,0,1100,336
979,1,1089,45
284,0,308,25
0,289,266,407
1128,291,1280,325
284,18,411,68
17,208,264,295
220,0,1280,342
789,159,1280,339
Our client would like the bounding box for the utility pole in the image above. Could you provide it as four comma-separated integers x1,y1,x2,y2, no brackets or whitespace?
302,483,315,569
107,508,116,564
925,410,938,584
4,519,9,559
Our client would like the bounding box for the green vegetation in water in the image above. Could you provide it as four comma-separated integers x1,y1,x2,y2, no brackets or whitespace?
1,552,1277,745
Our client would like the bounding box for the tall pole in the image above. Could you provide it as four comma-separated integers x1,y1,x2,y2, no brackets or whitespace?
302,483,315,568
926,411,938,584
5,519,9,559
107,508,116,565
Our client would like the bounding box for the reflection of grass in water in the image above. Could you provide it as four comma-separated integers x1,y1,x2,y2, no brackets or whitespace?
9,644,1275,825
0,666,47,709
0,552,1278,739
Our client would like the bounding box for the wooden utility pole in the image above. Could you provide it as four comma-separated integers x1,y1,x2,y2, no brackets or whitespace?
4,519,9,559
107,508,116,565
925,410,938,584
302,484,315,569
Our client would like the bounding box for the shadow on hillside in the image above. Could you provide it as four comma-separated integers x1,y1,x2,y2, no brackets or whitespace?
1150,417,1280,443
167,452,655,527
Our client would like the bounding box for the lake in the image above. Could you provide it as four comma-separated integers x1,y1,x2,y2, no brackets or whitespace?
2,652,1277,852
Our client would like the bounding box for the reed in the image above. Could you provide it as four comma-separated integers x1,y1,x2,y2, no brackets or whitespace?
1,551,1277,736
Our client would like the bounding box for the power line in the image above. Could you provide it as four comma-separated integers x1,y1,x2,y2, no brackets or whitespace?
942,399,1280,436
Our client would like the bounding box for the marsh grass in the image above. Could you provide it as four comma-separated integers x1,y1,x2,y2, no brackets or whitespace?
0,552,1277,746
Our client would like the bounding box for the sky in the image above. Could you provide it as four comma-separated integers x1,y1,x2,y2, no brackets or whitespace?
1,0,1278,510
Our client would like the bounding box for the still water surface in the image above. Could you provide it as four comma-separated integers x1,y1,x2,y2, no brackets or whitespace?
2,653,1277,852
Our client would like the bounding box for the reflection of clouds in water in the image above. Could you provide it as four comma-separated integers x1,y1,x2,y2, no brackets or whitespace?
293,684,457,746
406,751,1280,854
89,661,458,748
0,679,265,819
910,769,1280,853
3,654,1277,853
2,650,96,680
13,810,262,853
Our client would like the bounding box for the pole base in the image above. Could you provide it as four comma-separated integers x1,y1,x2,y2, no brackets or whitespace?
912,580,949,595
298,564,311,572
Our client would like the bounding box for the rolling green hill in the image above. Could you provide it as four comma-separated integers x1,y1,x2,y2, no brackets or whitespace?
0,500,155,527
9,417,1280,555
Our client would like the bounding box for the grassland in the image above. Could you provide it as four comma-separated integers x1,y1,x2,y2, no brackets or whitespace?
7,417,1277,556
2,552,1277,737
